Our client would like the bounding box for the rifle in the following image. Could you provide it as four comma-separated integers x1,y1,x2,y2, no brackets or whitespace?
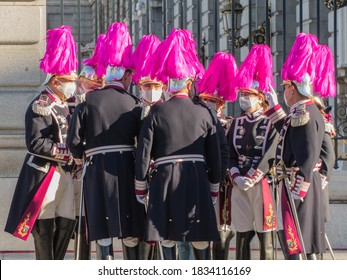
277,160,307,260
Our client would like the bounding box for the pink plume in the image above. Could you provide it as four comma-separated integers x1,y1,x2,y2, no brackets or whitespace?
99,22,133,73
236,44,274,93
131,35,161,84
313,45,336,98
281,33,319,83
83,33,106,78
197,52,239,102
40,25,78,75
149,28,205,84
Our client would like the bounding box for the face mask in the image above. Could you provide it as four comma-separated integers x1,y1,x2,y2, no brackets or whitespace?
141,89,162,103
239,96,259,111
57,81,77,99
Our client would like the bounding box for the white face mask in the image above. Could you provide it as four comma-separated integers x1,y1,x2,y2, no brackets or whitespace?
239,96,259,111
141,89,162,103
57,81,77,99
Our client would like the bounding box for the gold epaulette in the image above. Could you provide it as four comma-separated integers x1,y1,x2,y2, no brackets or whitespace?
291,103,310,127
32,94,54,116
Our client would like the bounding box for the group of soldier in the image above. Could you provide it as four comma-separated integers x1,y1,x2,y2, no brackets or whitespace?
4,22,336,261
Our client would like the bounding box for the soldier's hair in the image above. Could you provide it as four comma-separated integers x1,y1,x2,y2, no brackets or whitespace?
257,91,269,111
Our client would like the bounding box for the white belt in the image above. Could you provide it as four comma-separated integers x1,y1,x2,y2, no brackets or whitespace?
154,154,205,166
27,152,67,164
85,145,135,158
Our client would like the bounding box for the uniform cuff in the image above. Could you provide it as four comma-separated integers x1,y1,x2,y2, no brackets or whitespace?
246,167,264,184
209,182,219,194
290,174,310,198
265,104,286,124
229,167,241,181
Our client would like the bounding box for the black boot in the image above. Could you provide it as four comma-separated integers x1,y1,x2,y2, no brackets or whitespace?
213,229,235,260
122,243,140,260
277,230,289,259
236,230,255,260
162,245,177,260
192,245,211,260
257,232,274,260
74,216,91,260
139,241,156,260
96,241,114,260
288,253,302,260
32,218,55,260
307,253,318,260
53,217,76,260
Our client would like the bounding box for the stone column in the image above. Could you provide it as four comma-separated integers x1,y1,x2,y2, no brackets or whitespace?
0,0,46,251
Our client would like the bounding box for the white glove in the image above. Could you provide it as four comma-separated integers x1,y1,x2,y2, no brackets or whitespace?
266,84,279,108
136,194,147,205
234,176,254,191
291,192,304,202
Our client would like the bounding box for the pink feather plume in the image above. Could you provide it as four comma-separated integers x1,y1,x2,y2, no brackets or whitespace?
236,44,274,93
313,45,336,98
131,35,161,84
83,33,106,78
149,28,205,84
197,52,239,102
40,25,78,75
98,22,133,73
281,33,319,83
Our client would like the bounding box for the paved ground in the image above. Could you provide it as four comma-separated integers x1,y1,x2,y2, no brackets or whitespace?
1,241,345,260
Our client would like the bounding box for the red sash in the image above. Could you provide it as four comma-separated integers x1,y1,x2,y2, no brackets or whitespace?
13,166,56,240
281,184,303,255
261,178,277,231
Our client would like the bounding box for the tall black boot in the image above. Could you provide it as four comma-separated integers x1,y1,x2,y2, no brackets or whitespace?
122,243,140,260
192,245,211,260
139,241,156,260
74,216,91,260
162,245,177,260
277,230,302,260
213,229,235,260
53,217,76,260
257,232,274,260
32,218,55,260
288,254,302,260
307,253,318,260
96,241,114,260
236,230,255,260
277,230,289,259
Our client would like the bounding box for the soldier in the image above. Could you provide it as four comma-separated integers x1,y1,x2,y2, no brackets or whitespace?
266,33,326,260
135,28,221,260
67,22,145,260
312,44,337,260
227,45,279,260
69,33,106,260
4,26,78,260
196,51,239,260
131,34,163,260
132,35,163,121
